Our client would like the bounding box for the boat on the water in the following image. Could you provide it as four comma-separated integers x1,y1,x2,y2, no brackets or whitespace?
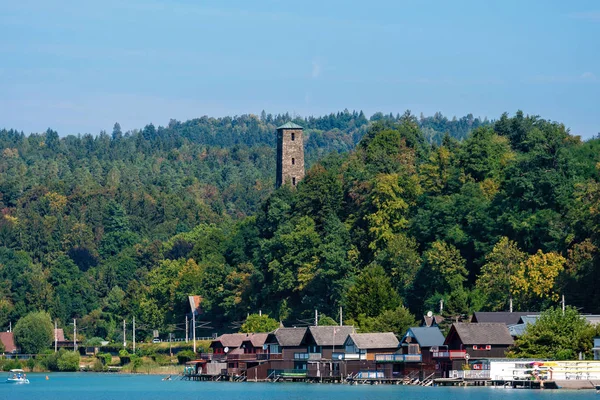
6,369,29,384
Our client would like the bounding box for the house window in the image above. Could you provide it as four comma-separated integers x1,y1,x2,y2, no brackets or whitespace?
292,158,295,165
292,177,296,186
291,132,295,141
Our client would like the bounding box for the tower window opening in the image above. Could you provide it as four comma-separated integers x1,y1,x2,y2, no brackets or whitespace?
291,132,295,141
292,158,295,165
292,177,296,186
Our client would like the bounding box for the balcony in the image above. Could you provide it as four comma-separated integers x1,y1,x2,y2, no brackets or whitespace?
257,353,283,361
431,350,467,359
199,352,227,362
375,354,422,363
227,353,263,361
332,352,366,361
294,352,322,360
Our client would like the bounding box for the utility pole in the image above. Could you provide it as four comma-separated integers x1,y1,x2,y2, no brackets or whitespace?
9,321,11,333
509,297,513,313
123,320,126,348
339,306,343,326
439,299,444,315
73,318,77,352
562,294,566,315
55,320,58,353
133,316,136,353
185,315,189,343
192,311,196,353
315,309,318,327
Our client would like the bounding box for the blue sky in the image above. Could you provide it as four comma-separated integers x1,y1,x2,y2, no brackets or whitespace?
1,0,599,137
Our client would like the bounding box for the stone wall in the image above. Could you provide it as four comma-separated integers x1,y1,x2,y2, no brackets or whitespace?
276,128,305,188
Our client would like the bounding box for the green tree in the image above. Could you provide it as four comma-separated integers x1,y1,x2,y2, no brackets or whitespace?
476,237,527,311
345,264,400,318
239,313,279,333
356,306,416,335
423,241,467,294
13,311,53,354
317,314,338,326
510,306,596,360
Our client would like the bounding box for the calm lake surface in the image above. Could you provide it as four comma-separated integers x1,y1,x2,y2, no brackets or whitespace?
0,373,595,400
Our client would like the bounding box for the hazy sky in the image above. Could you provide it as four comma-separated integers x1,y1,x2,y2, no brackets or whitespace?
1,0,599,137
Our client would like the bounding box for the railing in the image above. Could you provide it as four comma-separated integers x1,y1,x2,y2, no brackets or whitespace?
199,352,227,361
257,353,283,361
375,354,422,363
227,353,263,361
294,352,321,360
332,352,366,361
431,350,466,359
450,370,490,379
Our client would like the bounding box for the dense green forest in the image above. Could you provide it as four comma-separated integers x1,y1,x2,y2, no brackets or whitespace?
3,109,599,343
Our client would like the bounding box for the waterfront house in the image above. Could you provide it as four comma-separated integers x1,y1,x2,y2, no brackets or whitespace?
401,327,445,365
265,327,308,361
433,323,513,376
0,332,17,353
226,333,270,376
343,332,399,361
305,326,355,360
444,323,514,358
210,333,247,359
303,326,355,378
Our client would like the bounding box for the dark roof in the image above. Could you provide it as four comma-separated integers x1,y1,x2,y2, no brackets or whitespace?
471,312,539,326
277,122,303,130
211,333,247,348
269,327,307,347
0,332,17,353
308,326,355,346
446,323,514,346
346,333,399,349
242,333,269,347
422,315,445,327
403,327,445,347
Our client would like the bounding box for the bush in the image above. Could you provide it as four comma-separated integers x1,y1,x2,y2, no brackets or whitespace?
130,354,142,372
57,351,80,371
26,358,36,371
176,350,196,364
41,351,60,371
152,354,171,366
1,359,23,371
91,358,105,372
97,352,112,365
119,349,131,365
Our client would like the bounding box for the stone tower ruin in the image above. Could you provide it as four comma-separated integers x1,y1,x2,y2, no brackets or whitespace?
276,122,305,188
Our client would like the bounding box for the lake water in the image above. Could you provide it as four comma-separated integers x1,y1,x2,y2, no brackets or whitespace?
0,373,595,400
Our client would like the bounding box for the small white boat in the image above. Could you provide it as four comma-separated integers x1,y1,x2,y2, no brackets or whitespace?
6,369,29,384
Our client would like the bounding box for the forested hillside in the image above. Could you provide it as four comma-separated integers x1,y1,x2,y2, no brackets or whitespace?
5,109,595,342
